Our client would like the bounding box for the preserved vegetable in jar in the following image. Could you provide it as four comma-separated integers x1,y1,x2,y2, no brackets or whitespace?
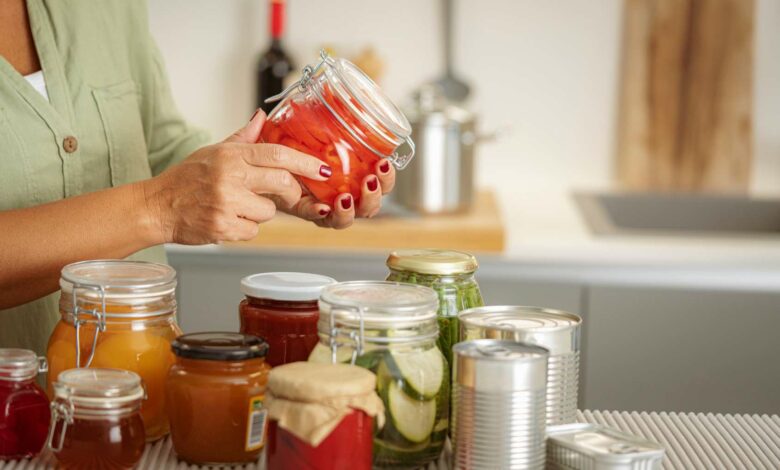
166,333,271,465
385,249,483,381
0,349,50,460
47,368,146,469
266,362,384,470
239,272,336,367
310,281,447,468
46,260,181,441
260,51,415,205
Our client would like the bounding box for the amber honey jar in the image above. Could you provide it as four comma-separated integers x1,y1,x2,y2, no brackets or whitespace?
47,368,146,470
46,260,181,441
166,332,271,465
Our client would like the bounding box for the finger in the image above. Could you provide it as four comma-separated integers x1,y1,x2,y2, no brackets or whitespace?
356,175,381,218
376,159,395,194
328,193,355,229
224,109,266,144
244,168,301,209
234,192,277,224
291,196,332,221
239,143,331,181
224,218,261,242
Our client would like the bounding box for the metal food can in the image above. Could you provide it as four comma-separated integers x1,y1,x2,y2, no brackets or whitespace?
452,339,548,470
459,306,581,425
546,423,665,469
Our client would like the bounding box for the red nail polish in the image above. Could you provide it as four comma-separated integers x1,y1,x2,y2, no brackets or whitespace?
379,161,391,173
340,196,352,210
367,176,378,192
249,108,260,123
319,165,333,178
318,208,330,216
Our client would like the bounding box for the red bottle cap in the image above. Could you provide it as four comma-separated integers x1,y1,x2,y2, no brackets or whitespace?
270,0,286,39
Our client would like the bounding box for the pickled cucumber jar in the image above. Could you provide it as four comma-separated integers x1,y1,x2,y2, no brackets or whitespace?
308,281,447,468
385,249,484,376
46,260,181,441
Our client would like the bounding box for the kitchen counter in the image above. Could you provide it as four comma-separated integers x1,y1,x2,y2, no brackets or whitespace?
5,410,778,469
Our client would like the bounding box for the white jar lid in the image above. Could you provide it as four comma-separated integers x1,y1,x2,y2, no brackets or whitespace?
241,272,337,302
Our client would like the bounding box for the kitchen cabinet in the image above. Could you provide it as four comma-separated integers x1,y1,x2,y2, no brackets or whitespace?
582,285,780,415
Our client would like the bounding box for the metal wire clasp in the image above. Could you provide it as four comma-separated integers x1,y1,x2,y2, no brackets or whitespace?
328,304,366,366
72,283,107,368
265,49,332,105
46,400,74,452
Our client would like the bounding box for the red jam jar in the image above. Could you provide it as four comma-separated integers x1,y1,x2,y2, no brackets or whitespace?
259,50,415,205
239,272,336,367
0,349,50,460
265,362,384,470
47,368,146,469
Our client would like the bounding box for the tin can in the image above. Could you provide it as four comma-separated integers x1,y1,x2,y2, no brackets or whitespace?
452,339,548,470
459,306,581,425
546,423,665,469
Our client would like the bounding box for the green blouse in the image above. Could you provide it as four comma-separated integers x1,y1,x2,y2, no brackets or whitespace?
0,0,209,355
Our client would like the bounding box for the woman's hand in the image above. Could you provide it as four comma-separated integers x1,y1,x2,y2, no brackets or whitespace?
142,111,331,244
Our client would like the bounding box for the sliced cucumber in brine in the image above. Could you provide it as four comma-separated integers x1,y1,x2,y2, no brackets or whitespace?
389,347,444,400
388,381,436,443
307,342,353,364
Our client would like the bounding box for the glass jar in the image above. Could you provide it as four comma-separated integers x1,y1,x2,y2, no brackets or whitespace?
385,249,484,376
239,272,336,367
166,332,271,465
266,362,384,470
260,50,415,205
47,368,146,469
309,281,448,468
0,349,50,460
46,260,181,441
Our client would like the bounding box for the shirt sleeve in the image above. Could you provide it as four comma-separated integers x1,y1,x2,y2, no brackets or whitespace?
142,36,211,175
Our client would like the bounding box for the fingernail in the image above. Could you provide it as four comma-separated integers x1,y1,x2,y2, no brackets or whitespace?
340,195,353,210
318,208,330,216
379,161,391,174
249,108,261,123
319,165,333,178
367,176,378,192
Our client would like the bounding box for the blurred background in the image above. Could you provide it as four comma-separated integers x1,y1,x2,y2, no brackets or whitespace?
149,0,780,415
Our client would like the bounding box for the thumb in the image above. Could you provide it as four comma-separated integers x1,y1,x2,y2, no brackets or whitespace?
224,108,267,144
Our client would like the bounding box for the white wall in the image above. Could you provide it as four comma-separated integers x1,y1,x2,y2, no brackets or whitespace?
148,0,780,203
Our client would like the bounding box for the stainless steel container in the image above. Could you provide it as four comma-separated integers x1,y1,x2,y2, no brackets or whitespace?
546,423,665,469
394,85,477,214
452,339,548,470
459,306,581,425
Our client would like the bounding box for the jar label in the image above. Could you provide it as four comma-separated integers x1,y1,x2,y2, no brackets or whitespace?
245,396,267,451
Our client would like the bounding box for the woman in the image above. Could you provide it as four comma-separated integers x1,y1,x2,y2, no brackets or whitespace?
0,0,395,355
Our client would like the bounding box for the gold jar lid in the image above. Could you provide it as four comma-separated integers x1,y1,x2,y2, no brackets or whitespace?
386,249,478,275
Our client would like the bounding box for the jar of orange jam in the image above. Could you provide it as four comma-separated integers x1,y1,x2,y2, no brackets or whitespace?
45,260,180,441
47,368,146,469
260,50,415,205
166,332,271,465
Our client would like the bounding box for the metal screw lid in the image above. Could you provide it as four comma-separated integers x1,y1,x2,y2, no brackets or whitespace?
453,339,548,392
386,249,479,275
172,332,269,361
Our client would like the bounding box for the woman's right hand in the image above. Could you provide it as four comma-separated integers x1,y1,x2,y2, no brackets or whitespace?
141,111,331,245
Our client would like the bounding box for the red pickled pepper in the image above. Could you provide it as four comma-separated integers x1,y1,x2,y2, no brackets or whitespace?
0,379,50,459
259,83,396,205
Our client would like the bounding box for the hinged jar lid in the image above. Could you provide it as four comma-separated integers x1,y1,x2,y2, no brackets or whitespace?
386,249,479,275
172,332,268,361
268,362,376,401
318,281,439,341
0,348,47,382
54,368,145,409
60,259,176,305
241,272,337,302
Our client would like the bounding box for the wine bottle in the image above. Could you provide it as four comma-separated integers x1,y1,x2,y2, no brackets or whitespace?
256,0,293,114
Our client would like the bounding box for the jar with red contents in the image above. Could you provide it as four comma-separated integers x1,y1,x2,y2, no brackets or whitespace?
259,50,415,205
265,362,384,470
239,272,336,367
0,349,50,460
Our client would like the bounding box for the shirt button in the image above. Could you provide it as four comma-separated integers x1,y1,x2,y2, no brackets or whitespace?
63,136,78,153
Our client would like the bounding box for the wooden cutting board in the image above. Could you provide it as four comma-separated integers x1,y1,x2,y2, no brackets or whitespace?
225,190,505,253
617,0,754,192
